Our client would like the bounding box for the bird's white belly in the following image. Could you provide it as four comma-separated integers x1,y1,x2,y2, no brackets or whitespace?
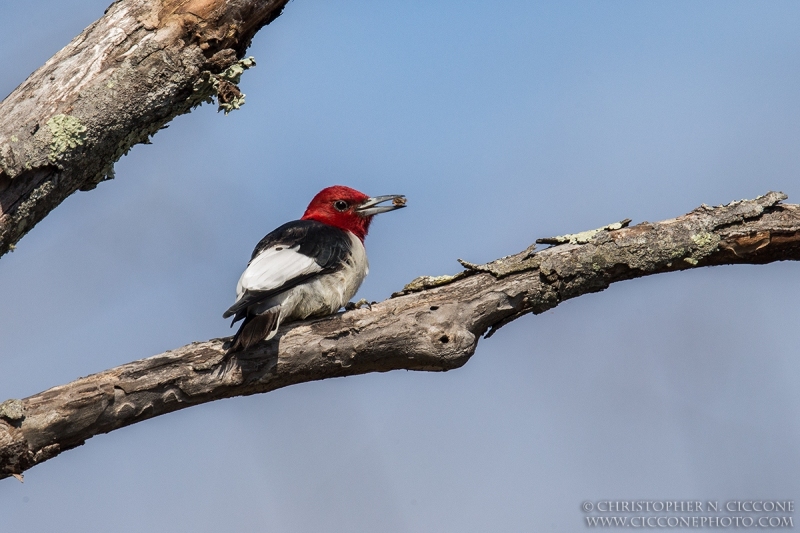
280,232,368,320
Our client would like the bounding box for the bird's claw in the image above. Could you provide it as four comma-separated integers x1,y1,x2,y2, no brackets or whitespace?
345,298,373,311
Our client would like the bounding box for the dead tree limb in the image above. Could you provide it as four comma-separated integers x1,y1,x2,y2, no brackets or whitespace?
1,191,798,480
0,0,289,258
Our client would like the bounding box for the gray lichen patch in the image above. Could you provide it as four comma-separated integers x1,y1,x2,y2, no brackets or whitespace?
191,56,256,114
691,232,715,247
537,219,632,245
218,56,256,84
0,399,24,421
191,72,219,106
687,231,720,260
46,114,87,162
394,272,468,296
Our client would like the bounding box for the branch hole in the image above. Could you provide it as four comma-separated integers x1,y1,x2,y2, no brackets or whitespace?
439,335,449,344
430,306,439,311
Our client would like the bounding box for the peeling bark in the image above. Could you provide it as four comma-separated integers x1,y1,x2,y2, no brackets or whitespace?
1,191,798,480
0,0,289,257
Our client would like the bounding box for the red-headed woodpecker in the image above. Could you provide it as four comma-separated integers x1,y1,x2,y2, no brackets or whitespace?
224,185,406,351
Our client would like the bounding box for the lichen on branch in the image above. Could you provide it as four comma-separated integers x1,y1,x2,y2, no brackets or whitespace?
46,115,88,163
190,56,256,114
1,192,798,481
0,0,288,258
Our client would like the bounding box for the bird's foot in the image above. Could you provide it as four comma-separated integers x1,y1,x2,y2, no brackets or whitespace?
345,298,373,311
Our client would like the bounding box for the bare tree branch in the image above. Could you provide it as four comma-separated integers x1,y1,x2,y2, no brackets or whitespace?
1,191,798,480
0,0,289,258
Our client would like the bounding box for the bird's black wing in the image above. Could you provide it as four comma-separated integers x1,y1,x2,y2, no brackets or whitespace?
223,220,353,321
249,219,352,267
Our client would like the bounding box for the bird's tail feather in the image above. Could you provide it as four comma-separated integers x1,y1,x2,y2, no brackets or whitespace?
228,308,282,352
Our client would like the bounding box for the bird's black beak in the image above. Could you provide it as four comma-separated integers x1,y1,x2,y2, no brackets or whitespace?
355,194,407,216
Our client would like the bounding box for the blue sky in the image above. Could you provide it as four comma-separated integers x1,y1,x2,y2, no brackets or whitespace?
1,1,799,531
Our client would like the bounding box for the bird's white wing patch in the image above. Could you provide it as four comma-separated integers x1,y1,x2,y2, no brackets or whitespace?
236,245,322,299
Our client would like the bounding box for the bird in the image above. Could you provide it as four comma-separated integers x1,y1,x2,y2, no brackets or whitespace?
223,185,406,352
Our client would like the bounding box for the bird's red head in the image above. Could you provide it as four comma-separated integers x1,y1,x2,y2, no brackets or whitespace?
301,185,406,242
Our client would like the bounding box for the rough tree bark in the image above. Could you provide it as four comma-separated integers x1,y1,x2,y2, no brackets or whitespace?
2,0,800,483
0,0,289,258
1,191,799,480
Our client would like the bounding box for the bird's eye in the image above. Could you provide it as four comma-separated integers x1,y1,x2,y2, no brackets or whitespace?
334,200,349,211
